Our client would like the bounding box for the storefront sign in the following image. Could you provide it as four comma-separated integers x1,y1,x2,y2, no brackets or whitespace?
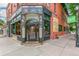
11,14,21,24
11,18,16,24
22,6,43,14
26,14,39,22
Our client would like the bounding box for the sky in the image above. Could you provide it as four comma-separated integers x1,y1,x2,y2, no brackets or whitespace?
0,3,8,23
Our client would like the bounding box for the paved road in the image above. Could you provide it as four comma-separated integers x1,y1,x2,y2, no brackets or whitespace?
0,34,79,56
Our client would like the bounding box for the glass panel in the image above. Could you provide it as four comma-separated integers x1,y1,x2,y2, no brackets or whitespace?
59,25,62,32
44,14,50,21
16,21,21,35
44,14,50,39
29,26,36,40
12,23,16,34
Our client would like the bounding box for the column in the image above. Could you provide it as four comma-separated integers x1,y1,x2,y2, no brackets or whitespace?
7,21,11,37
21,15,26,42
39,15,44,43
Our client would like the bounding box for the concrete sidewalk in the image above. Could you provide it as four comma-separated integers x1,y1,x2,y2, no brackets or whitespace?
0,34,79,56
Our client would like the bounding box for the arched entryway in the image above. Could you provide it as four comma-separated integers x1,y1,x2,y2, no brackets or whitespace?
25,18,39,41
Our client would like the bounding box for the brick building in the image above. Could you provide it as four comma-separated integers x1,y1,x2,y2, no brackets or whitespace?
6,3,52,42
6,3,68,42
50,3,68,39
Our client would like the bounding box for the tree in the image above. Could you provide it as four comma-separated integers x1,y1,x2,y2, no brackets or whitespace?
0,19,5,26
65,3,79,16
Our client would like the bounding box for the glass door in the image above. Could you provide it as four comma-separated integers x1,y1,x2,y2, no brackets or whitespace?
26,24,39,41
25,18,39,41
28,25,37,41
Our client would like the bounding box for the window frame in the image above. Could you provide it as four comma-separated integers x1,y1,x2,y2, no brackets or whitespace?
59,25,62,32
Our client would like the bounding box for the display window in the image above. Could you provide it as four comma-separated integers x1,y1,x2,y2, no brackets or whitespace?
59,25,62,32
44,13,50,39
12,23,16,34
16,21,21,35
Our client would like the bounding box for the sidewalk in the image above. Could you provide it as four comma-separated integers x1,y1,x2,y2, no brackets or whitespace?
0,34,7,38
0,34,79,56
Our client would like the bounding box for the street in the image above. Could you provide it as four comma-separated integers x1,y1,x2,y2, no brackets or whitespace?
0,34,79,56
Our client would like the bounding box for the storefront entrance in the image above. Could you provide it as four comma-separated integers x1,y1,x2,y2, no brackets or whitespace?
11,21,21,35
25,19,39,41
9,6,52,43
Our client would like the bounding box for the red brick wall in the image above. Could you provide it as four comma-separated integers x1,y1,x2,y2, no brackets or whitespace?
6,3,19,21
50,3,67,39
56,4,64,36
11,3,18,15
6,3,12,21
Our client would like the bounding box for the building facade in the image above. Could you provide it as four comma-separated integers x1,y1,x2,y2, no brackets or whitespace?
6,3,52,42
6,3,68,42
50,3,68,39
